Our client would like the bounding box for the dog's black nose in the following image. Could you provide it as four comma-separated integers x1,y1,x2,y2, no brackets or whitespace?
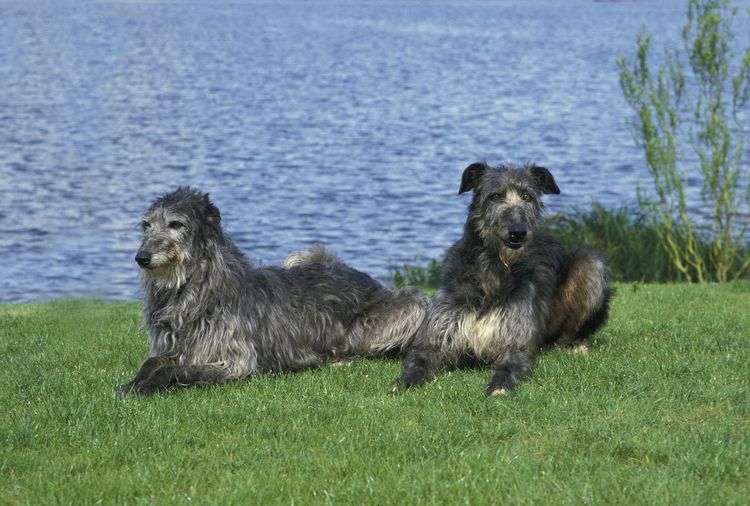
135,251,152,267
508,226,527,242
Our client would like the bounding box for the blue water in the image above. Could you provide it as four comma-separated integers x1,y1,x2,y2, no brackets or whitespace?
0,0,710,302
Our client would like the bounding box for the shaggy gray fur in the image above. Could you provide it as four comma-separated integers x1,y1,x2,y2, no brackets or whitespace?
119,187,427,395
391,162,612,395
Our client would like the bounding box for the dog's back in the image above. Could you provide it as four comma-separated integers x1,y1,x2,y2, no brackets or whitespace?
249,258,426,369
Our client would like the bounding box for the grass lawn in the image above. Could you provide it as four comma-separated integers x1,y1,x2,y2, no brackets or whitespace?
1,283,748,505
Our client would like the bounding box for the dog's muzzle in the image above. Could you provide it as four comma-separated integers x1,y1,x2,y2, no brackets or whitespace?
505,225,527,250
135,250,152,268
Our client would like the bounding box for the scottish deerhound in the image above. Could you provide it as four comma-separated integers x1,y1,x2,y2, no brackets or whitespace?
118,187,426,395
391,162,611,396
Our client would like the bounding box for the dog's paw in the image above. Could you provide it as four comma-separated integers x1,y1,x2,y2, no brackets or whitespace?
388,379,403,394
329,359,353,368
484,383,513,397
116,380,160,396
115,382,136,397
486,375,516,396
569,343,589,355
559,340,590,355
486,386,508,397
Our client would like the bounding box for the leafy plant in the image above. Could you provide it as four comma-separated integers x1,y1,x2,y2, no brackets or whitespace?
391,258,441,292
548,205,682,283
618,0,750,282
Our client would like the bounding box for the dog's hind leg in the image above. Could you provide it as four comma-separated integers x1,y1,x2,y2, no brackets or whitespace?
547,249,611,352
486,350,533,396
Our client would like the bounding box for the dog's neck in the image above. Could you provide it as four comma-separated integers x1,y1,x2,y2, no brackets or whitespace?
447,231,519,302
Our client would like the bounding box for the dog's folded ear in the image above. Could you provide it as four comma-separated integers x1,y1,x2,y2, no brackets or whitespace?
529,166,561,195
203,194,221,224
459,162,488,194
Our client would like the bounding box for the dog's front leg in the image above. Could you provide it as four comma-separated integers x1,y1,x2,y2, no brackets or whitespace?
390,347,441,392
117,356,176,396
486,350,532,396
129,363,236,395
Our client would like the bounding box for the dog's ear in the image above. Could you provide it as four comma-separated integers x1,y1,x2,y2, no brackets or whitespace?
459,162,488,194
203,194,221,224
529,166,560,195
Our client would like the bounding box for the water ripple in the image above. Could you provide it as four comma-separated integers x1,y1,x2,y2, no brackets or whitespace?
0,0,713,302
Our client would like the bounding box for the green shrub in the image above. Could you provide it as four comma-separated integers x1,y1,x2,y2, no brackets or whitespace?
548,205,682,283
391,258,441,292
618,0,750,282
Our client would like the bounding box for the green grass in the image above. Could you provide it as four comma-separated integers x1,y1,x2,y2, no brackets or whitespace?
2,284,749,504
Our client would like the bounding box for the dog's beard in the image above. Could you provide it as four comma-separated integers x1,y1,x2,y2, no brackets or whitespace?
147,263,187,290
499,245,527,268
142,249,188,290
478,230,530,268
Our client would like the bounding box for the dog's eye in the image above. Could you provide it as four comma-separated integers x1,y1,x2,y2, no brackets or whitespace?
522,192,533,202
490,193,505,202
141,221,151,229
168,221,185,230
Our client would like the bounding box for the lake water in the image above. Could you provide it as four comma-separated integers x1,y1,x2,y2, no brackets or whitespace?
0,0,722,302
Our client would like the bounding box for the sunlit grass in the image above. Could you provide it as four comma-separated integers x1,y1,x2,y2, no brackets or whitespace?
1,284,748,504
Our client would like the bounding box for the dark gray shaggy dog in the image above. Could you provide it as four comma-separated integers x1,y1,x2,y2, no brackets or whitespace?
391,162,611,396
118,187,427,395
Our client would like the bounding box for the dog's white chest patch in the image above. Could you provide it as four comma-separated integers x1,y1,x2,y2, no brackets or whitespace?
452,290,537,361
455,309,508,361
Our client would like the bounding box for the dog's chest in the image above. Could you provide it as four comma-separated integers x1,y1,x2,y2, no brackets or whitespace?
452,289,537,361
455,309,505,359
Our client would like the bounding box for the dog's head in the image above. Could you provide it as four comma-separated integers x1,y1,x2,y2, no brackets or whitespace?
135,186,221,287
459,162,560,265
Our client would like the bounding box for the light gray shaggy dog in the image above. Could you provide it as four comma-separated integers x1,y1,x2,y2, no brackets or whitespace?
391,162,612,396
118,187,427,395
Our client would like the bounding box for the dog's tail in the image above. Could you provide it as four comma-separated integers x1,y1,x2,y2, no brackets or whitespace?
282,244,341,268
361,287,429,357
